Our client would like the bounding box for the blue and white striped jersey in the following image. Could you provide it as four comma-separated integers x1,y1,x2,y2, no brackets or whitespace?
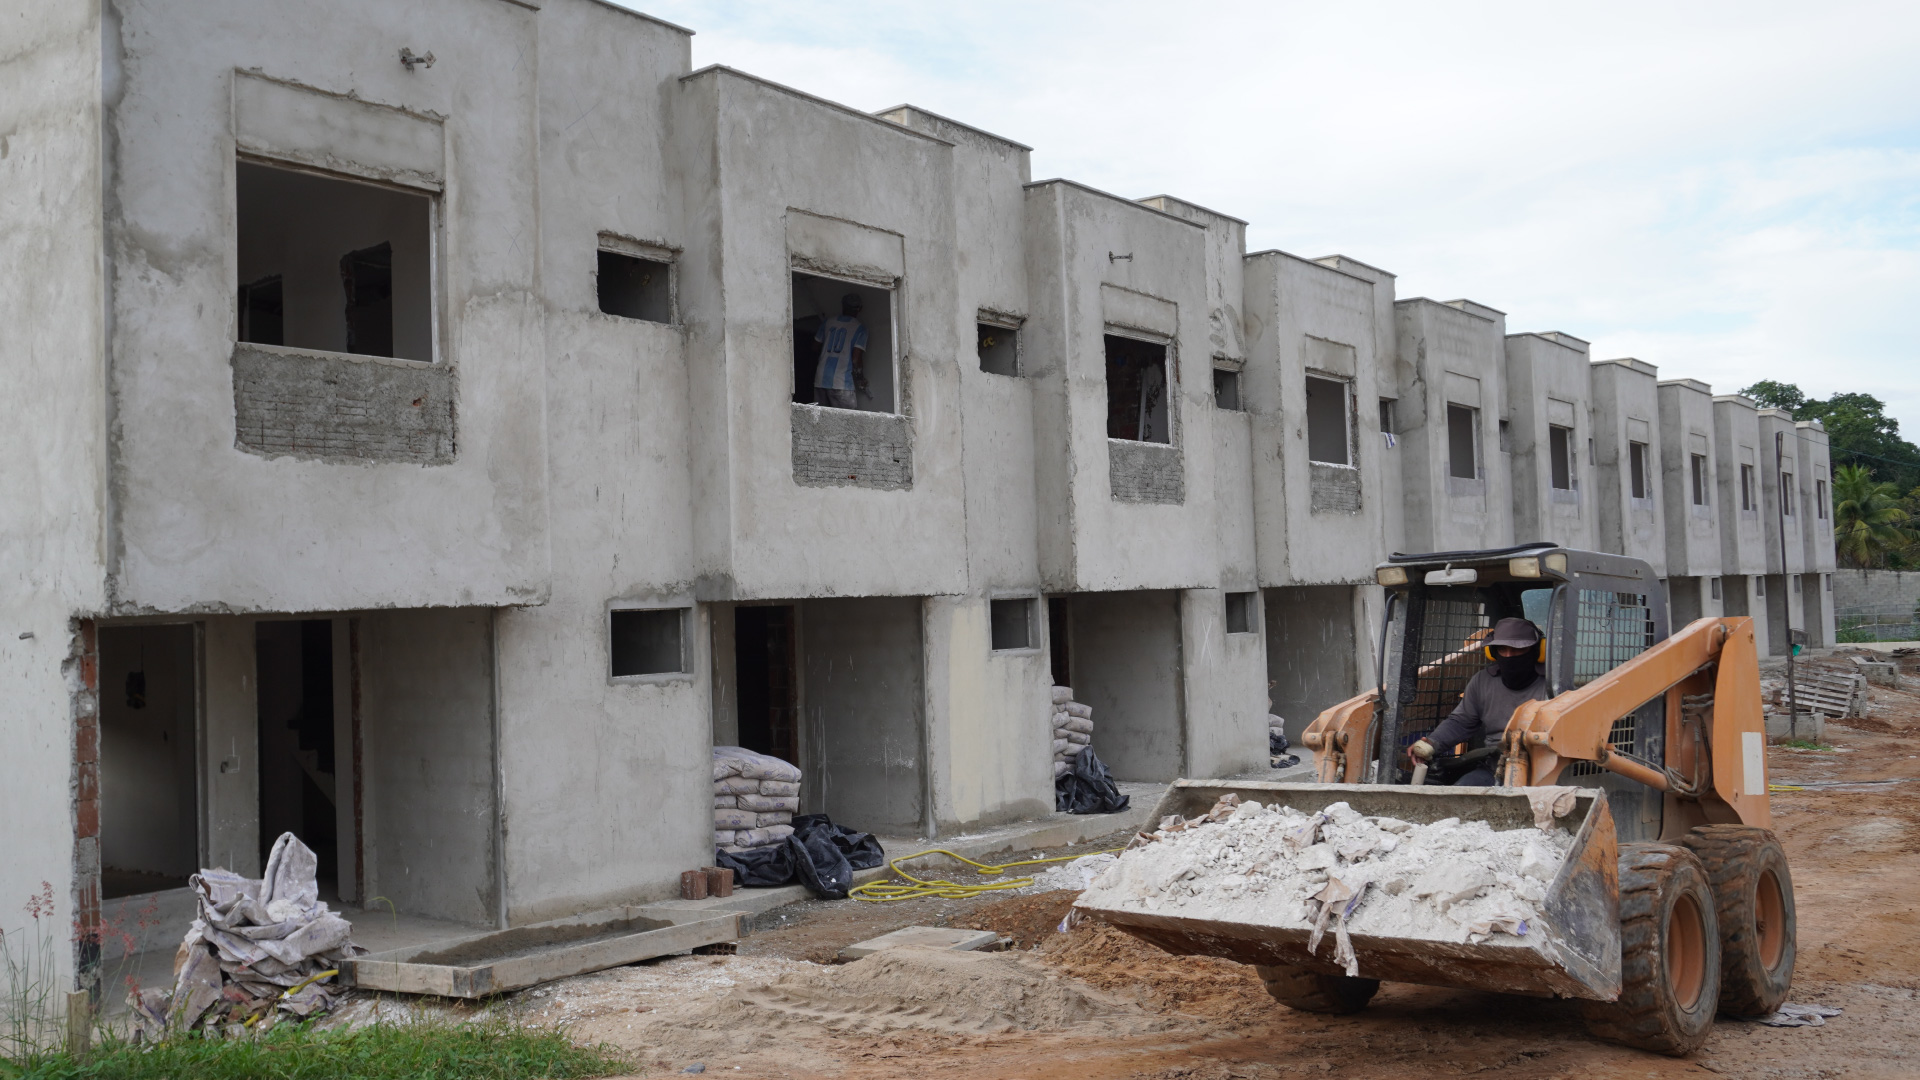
812,315,869,391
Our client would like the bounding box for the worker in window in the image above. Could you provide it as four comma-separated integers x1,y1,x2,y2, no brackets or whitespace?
813,293,868,410
1408,617,1546,786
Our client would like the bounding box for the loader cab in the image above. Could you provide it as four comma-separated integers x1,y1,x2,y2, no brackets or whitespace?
1371,544,1671,841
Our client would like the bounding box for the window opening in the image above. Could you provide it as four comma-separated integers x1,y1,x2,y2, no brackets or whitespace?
1105,334,1170,443
1306,376,1351,465
1711,577,1722,601
1549,425,1574,490
1781,472,1794,517
1380,399,1396,435
1447,405,1478,480
1816,479,1828,520
1756,577,1765,597
990,598,1036,651
978,323,1019,376
1691,454,1708,505
793,272,894,412
1047,597,1071,688
236,160,432,360
1740,464,1756,510
611,608,687,677
1213,369,1242,411
1225,592,1258,634
1498,419,1512,453
598,249,671,323
1629,441,1649,499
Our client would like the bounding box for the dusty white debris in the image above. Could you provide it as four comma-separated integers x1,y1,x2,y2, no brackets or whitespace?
1080,798,1574,962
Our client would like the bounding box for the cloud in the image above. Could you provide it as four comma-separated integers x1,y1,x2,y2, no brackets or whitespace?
634,0,1920,432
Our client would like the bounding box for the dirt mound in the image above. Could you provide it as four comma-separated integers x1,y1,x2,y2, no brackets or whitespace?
1039,921,1276,1029
956,889,1080,949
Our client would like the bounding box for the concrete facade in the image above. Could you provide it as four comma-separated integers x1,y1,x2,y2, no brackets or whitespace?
0,0,1840,993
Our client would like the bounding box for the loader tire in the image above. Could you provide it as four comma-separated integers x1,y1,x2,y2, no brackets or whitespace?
1681,825,1796,1017
1580,843,1721,1056
1254,963,1379,1015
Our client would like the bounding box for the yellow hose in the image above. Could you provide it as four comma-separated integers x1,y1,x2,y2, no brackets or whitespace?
850,848,1122,902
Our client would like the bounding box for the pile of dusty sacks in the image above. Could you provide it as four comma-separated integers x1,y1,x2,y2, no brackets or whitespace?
714,745,802,853
1051,686,1094,777
130,833,361,1038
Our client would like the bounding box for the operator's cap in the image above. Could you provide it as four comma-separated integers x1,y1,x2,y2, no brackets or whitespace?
1487,617,1543,649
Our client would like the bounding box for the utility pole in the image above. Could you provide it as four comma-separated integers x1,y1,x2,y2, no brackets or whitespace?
1776,430,1798,739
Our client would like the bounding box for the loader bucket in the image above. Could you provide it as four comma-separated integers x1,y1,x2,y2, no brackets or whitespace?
1079,780,1622,1001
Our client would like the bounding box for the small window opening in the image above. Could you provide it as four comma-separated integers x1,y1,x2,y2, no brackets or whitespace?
1448,405,1479,480
1225,592,1258,634
1756,577,1766,597
1549,425,1574,490
598,249,671,323
1379,399,1395,435
1781,472,1795,517
1740,464,1756,510
1498,419,1512,453
1816,479,1828,520
978,323,1019,376
1213,369,1242,411
236,160,432,360
1306,376,1350,465
1047,597,1071,688
1629,441,1649,500
610,608,687,677
1691,454,1709,505
1824,573,1831,592
990,598,1035,651
1710,577,1722,601
1105,334,1170,443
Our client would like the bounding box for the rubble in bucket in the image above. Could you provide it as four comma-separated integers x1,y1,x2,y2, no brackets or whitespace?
1051,685,1094,778
714,746,801,853
129,832,362,1037
1081,795,1577,974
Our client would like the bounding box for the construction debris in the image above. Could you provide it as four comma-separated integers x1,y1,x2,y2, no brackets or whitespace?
1762,1002,1843,1028
129,833,361,1038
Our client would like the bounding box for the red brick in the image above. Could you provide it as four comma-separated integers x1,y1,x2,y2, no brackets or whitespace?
679,870,708,900
75,798,99,838
75,720,98,764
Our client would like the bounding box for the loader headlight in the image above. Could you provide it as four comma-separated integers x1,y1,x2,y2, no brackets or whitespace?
1545,553,1568,574
1376,567,1408,586
1509,557,1541,578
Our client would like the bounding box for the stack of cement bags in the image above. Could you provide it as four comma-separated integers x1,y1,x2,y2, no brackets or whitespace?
1052,686,1094,778
714,745,801,853
129,832,361,1038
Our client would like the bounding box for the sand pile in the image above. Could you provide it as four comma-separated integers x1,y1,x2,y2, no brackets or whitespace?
635,946,1163,1042
1079,797,1574,973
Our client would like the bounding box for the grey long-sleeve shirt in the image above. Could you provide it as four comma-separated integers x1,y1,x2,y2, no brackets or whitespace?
1424,663,1548,751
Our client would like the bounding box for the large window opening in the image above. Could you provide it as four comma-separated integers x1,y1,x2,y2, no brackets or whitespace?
235,160,433,361
1306,376,1351,465
610,608,688,678
1549,425,1574,490
990,598,1036,651
1447,404,1478,480
1691,454,1709,505
1741,464,1756,510
1105,334,1171,443
1629,441,1650,500
99,625,199,900
792,273,895,412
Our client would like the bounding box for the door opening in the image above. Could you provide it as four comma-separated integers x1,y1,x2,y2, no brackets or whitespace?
98,625,199,900
734,606,799,767
255,620,339,895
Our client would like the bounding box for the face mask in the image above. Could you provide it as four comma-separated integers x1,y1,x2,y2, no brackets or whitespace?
1496,651,1538,690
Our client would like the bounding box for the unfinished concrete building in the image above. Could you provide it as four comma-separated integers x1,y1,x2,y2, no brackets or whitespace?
0,0,1840,994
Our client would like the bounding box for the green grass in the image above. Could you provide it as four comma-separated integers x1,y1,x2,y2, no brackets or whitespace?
0,1014,629,1080
1778,738,1836,751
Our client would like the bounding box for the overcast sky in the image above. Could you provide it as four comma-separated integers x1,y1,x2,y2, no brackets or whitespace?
635,1,1920,434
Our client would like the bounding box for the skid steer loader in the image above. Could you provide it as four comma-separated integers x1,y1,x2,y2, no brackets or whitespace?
1077,545,1793,1056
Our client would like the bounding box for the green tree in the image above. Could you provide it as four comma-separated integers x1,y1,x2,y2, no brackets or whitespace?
1831,463,1913,568
1741,379,1806,413
1737,381,1920,493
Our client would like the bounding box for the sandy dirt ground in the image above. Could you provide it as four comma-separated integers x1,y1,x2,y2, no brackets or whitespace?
517,657,1920,1079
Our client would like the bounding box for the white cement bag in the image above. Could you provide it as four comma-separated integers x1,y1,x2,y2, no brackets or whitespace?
714,776,761,794
714,829,737,846
754,811,794,828
713,794,739,809
1267,714,1286,730
1054,759,1071,778
712,745,802,783
1062,730,1091,746
1063,702,1093,720
737,793,800,813
1052,686,1074,705
1052,738,1072,757
1056,715,1094,735
757,779,800,797
714,807,758,829
732,823,795,848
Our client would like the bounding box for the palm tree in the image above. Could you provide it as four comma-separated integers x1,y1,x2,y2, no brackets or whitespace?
1831,464,1913,568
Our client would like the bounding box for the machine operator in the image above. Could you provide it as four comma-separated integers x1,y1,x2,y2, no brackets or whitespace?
1408,617,1547,786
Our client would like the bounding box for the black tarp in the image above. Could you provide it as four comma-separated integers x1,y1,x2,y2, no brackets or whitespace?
713,814,885,900
1054,746,1131,815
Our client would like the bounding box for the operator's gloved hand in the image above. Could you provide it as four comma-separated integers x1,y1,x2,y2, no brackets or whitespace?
1408,738,1436,763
